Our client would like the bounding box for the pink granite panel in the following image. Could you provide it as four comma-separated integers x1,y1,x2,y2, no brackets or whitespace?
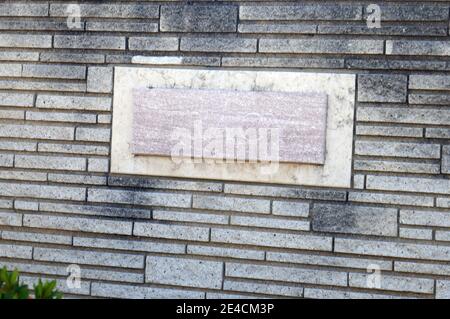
131,87,328,164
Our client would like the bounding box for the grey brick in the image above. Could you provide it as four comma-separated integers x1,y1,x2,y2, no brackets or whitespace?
14,200,38,211
259,39,383,54
349,191,434,207
312,204,398,236
0,20,75,32
129,37,179,52
355,141,440,159
24,214,132,235
54,35,126,50
443,146,450,174
76,127,111,142
437,198,450,208
399,227,433,240
36,95,111,111
353,174,365,189
354,159,440,175
86,21,158,33
395,261,450,276
226,262,347,287
211,228,332,251
92,282,204,299
0,141,35,152
0,199,13,209
368,4,449,21
38,143,109,156
0,63,21,76
87,67,113,93
108,176,222,192
97,114,112,124
400,209,450,228
1,230,71,245
40,52,105,64
0,92,34,107
224,184,347,201
0,34,52,48
358,74,407,103
50,3,159,19
0,243,32,259
239,23,316,34
222,57,344,68
48,173,107,186
0,51,39,61
146,256,223,289
39,202,151,219
74,237,185,254
22,64,86,80
0,211,22,226
357,107,450,125
0,4,49,16
346,58,446,71
134,222,209,242
88,158,109,173
386,40,450,56
436,231,450,242
272,200,309,217
0,79,86,93
0,154,13,167
187,245,265,261
426,128,450,139
335,238,450,261
318,25,446,37
161,5,237,32
437,281,450,299
366,175,450,195
181,37,257,53
304,288,404,299
193,195,270,214
267,251,392,270
33,247,144,269
349,273,434,294
231,215,310,231
26,111,97,124
15,155,86,171
0,182,85,201
356,125,423,138
240,5,362,21
132,55,221,67
410,75,450,90
153,210,228,225
88,189,191,208
409,93,450,105
224,280,303,298
0,109,24,120
206,292,260,299
0,170,47,182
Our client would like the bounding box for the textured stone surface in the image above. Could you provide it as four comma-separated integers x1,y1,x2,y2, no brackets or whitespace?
386,40,450,56
312,204,398,236
132,87,328,164
443,146,450,174
87,67,113,93
260,39,383,54
161,5,237,32
358,74,408,103
92,283,204,299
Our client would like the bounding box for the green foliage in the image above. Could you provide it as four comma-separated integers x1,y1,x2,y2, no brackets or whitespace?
0,266,63,299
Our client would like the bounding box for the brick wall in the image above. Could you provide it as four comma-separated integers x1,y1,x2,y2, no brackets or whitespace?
0,1,449,299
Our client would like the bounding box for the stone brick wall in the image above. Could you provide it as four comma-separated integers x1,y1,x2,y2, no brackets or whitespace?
0,1,449,299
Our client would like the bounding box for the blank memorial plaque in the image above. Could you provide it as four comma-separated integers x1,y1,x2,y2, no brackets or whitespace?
131,87,328,164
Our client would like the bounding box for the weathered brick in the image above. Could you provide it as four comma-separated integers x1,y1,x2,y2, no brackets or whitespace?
1,230,71,245
354,159,440,174
193,195,270,214
161,5,237,32
40,52,105,64
0,20,77,31
88,189,191,208
410,75,450,90
358,74,407,103
355,141,440,159
224,280,303,298
357,107,450,125
91,282,204,299
38,143,109,156
22,64,86,80
0,154,13,167
48,173,106,186
312,203,398,236
97,114,112,124
437,198,450,208
15,155,86,171
146,256,223,289
0,109,24,120
366,175,450,195
409,93,450,105
399,227,433,240
76,127,111,142
318,25,446,36
36,95,111,111
0,92,34,107
367,4,449,21
26,111,96,124
437,281,450,299
272,200,309,217
187,245,265,261
0,3,49,16
386,40,450,56
436,231,450,242
153,210,228,225
356,125,423,138
304,288,404,299
181,37,257,53
0,243,32,259
0,63,21,76
108,176,222,192
335,238,450,261
259,39,383,54
426,128,450,139
0,34,52,48
0,199,13,209
33,247,144,269
24,214,132,235
346,58,446,71
226,262,347,287
0,182,85,201
239,23,316,34
129,37,179,52
443,146,450,174
211,228,332,251
353,174,365,189
14,200,38,211
50,3,159,18
231,215,310,231
134,222,209,242
87,67,113,93
132,55,221,67
0,211,22,226
395,261,450,276
400,209,450,228
0,51,39,61
0,141,35,152
0,170,47,182
222,57,344,68
240,5,362,21
349,191,434,207
349,273,434,294
54,35,126,50
86,21,158,33
0,79,86,93
88,158,109,173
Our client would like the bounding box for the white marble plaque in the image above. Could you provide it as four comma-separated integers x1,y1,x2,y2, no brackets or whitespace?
112,67,356,188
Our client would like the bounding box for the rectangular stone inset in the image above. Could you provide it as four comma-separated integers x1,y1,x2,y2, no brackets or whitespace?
132,88,328,164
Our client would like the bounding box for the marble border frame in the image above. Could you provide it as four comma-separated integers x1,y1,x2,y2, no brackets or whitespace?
111,67,356,188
